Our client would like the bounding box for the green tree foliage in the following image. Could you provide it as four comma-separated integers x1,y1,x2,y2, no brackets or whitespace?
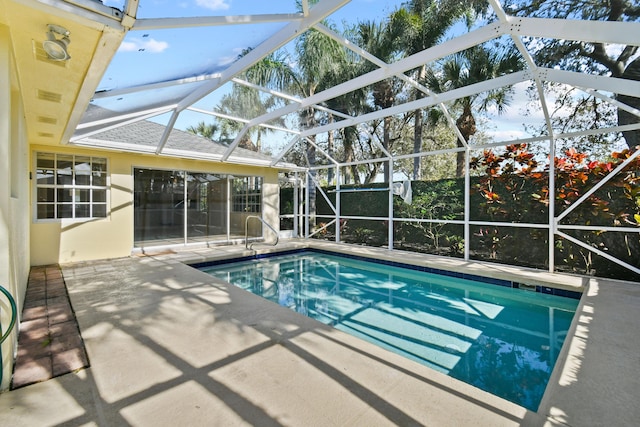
355,20,402,182
504,0,639,77
186,121,218,140
215,81,285,152
523,83,620,156
241,8,351,219
504,0,640,149
394,180,465,255
390,0,489,179
188,48,289,153
392,113,459,180
426,44,524,177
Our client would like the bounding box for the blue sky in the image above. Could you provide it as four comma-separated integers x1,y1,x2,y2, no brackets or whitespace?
99,0,404,86
96,1,406,129
94,0,541,147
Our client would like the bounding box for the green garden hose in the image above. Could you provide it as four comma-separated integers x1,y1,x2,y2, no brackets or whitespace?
0,285,18,386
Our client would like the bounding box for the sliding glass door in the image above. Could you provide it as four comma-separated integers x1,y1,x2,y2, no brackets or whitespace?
186,173,228,244
134,169,185,246
134,168,261,248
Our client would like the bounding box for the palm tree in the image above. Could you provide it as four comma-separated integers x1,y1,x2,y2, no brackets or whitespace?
297,26,351,223
390,0,489,179
356,20,403,182
186,122,219,140
426,45,523,177
241,17,350,227
216,83,285,152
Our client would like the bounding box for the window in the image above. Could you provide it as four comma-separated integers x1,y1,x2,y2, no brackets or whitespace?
35,152,108,220
232,176,262,213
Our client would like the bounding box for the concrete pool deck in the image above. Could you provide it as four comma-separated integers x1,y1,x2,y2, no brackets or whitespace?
0,240,638,426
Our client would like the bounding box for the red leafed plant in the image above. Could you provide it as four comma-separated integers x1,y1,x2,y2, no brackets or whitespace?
469,143,639,276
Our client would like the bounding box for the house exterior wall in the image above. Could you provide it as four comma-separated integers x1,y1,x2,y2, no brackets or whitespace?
0,24,31,390
29,145,280,265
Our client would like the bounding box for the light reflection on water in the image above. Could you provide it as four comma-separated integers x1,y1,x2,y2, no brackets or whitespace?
201,251,579,411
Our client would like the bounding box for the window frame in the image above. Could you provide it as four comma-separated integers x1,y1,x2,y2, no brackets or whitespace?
33,152,109,222
231,176,263,214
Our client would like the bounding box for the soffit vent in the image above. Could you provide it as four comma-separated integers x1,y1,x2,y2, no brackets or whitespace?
37,89,62,103
32,41,67,67
38,116,58,125
37,132,55,138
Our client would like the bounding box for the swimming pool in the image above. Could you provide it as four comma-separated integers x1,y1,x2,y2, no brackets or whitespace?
198,250,579,411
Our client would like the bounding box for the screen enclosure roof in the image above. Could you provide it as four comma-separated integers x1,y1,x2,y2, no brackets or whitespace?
68,0,640,171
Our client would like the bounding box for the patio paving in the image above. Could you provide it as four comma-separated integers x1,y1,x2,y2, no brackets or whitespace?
0,241,638,426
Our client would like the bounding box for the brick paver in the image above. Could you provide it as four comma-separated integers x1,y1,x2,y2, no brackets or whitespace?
10,265,89,389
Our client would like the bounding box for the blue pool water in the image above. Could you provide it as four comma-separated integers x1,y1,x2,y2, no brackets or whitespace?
199,251,579,410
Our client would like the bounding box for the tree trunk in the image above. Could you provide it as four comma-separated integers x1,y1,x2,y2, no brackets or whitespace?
456,140,466,178
327,114,335,184
456,104,476,178
383,115,391,182
303,106,317,228
341,127,353,184
413,109,423,180
618,57,640,148
413,65,427,180
373,79,394,183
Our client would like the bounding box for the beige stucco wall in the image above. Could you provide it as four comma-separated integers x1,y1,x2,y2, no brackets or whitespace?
30,145,280,265
0,24,31,390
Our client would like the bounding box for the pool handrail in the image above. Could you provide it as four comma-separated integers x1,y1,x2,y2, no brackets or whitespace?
245,215,279,250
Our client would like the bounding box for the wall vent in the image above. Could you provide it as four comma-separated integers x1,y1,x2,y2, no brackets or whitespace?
38,116,58,125
37,132,55,138
37,89,62,103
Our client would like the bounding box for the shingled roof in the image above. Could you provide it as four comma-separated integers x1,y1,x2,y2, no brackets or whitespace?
73,106,276,166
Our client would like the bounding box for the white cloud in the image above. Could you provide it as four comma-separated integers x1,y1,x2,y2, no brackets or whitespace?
485,129,530,141
217,47,244,66
118,38,169,53
195,0,231,11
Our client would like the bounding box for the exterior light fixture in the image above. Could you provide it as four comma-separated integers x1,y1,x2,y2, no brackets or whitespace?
43,24,71,61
